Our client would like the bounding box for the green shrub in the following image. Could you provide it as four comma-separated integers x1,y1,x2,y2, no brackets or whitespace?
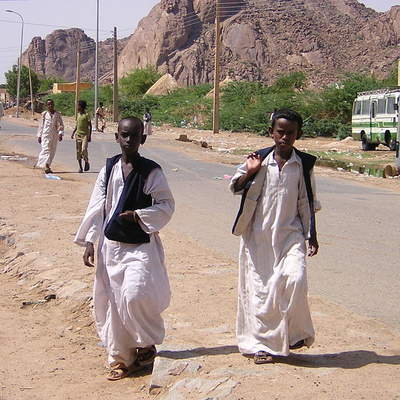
120,66,161,99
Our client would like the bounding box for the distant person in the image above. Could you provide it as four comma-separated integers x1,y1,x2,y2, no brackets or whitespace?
0,102,4,129
230,108,321,364
143,108,152,136
35,99,64,174
71,100,92,173
74,116,174,380
96,102,106,132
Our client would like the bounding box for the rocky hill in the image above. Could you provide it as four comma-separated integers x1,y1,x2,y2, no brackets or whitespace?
119,0,400,86
21,28,129,83
22,1,400,87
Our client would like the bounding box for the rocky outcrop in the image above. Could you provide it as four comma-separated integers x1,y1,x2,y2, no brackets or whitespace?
21,28,129,83
118,0,400,86
21,1,400,88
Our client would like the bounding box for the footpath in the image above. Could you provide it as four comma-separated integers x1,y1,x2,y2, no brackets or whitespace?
0,128,399,399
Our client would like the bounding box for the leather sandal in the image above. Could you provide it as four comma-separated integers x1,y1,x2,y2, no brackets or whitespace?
137,345,157,366
254,351,274,364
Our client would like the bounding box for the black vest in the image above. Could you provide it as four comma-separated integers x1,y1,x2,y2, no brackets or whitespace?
232,146,317,237
103,154,161,244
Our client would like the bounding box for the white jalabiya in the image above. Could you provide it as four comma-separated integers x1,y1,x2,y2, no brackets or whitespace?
36,110,64,168
74,160,174,367
143,121,152,136
230,150,320,356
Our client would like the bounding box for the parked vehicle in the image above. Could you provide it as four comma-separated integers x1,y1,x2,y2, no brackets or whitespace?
352,89,400,151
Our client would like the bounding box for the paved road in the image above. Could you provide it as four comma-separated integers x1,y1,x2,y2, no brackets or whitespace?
1,119,399,329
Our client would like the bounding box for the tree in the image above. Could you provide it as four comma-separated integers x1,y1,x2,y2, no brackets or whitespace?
38,76,64,93
5,65,40,99
119,66,162,99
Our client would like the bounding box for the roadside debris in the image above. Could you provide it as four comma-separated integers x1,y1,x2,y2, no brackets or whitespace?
21,294,56,308
44,174,62,180
0,155,28,161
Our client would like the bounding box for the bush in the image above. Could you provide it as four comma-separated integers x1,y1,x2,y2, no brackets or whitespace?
120,66,162,99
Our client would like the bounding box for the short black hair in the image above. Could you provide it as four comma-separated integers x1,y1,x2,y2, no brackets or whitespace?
78,100,87,109
118,116,144,134
271,108,303,130
46,99,54,104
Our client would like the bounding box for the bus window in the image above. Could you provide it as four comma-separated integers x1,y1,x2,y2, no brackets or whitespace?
371,102,376,118
362,100,370,115
387,97,396,114
353,101,362,115
378,98,385,114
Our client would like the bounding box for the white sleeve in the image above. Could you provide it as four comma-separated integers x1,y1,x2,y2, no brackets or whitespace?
135,168,175,234
37,112,45,138
229,162,247,195
74,167,106,246
57,113,64,135
311,169,321,212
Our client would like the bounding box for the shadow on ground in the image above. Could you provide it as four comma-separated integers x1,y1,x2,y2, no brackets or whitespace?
159,347,400,370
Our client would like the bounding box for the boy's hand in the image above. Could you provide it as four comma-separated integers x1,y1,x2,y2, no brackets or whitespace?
246,152,262,176
83,242,95,267
119,210,139,223
71,133,75,139
308,237,319,257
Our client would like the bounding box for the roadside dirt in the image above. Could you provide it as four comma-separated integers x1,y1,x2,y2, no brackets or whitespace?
0,140,399,399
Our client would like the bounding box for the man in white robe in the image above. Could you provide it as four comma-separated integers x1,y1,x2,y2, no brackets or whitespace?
74,116,174,380
36,99,64,173
230,109,320,364
0,101,4,129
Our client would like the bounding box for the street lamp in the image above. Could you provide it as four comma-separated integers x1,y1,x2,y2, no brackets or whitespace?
6,9,24,118
94,0,99,131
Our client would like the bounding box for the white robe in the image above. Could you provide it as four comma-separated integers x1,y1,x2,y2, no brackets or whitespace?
230,151,320,356
36,111,64,168
74,160,174,367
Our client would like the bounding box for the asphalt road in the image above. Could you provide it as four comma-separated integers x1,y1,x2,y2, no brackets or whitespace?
1,119,399,329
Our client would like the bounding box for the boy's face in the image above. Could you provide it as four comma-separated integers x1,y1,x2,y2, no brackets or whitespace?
47,100,54,113
269,118,302,151
115,119,146,155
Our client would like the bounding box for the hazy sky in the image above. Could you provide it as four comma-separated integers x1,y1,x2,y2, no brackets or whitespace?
0,0,398,84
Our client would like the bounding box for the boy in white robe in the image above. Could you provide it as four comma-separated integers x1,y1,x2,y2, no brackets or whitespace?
74,116,174,380
230,109,320,364
35,99,64,173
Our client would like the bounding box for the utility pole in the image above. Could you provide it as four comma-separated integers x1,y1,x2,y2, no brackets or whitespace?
28,57,34,117
94,0,99,131
113,26,119,122
396,60,400,172
212,0,222,134
75,41,81,119
6,10,24,118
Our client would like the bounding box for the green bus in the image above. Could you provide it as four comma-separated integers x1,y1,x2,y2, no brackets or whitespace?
352,89,400,151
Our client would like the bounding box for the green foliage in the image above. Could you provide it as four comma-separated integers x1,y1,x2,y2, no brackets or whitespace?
274,71,307,91
119,66,162,99
38,76,64,93
317,73,382,123
119,84,213,128
47,85,114,116
5,65,40,98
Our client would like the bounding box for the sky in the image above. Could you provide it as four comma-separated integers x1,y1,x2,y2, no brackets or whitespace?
0,0,398,84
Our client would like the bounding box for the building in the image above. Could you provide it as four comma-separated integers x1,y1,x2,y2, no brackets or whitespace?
52,82,92,94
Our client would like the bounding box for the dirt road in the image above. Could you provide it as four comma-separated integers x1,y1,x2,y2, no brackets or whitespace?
0,126,399,399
